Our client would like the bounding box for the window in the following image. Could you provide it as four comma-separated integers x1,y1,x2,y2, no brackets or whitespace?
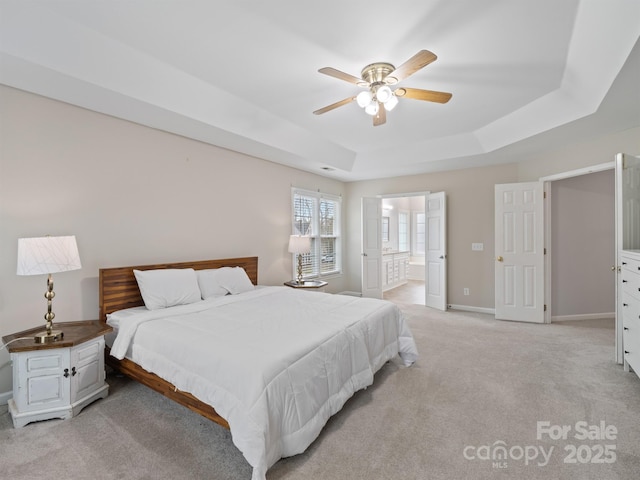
398,211,409,251
292,188,341,279
382,217,390,242
413,211,426,255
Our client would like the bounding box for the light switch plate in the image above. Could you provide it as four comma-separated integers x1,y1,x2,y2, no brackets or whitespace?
472,243,484,251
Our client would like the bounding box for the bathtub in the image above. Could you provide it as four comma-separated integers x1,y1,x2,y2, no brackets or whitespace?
408,256,425,280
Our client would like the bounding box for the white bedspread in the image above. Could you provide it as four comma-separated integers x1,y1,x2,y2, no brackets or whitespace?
108,286,418,480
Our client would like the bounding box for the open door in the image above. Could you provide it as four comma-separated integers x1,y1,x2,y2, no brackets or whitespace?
361,197,382,298
615,153,640,364
495,182,545,323
425,192,447,310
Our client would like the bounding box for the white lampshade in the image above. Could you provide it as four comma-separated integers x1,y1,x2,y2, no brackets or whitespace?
384,94,399,111
356,90,373,108
288,235,311,254
376,85,392,103
365,101,379,116
17,235,82,276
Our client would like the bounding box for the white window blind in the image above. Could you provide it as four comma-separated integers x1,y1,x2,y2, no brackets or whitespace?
292,188,341,279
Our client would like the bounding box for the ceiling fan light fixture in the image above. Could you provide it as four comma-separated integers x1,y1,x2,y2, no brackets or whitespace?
356,91,373,108
376,85,393,103
384,95,399,111
364,101,379,116
314,50,451,126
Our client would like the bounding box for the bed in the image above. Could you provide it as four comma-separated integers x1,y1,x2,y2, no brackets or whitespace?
99,256,418,480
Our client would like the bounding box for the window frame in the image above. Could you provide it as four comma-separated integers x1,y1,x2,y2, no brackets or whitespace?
291,188,342,280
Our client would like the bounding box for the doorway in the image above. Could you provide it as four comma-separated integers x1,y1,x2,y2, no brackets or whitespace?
542,165,615,323
494,165,615,323
547,170,615,322
379,195,426,305
361,192,447,308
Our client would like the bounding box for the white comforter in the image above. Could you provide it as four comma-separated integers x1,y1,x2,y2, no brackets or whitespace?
108,286,418,480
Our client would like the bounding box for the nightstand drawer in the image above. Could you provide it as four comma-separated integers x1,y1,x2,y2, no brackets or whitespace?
25,353,64,372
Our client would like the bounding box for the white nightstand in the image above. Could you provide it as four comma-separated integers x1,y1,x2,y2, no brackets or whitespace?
2,320,112,428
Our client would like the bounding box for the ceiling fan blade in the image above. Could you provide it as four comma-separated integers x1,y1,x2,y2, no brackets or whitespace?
386,50,437,83
313,96,356,115
318,67,364,85
396,87,452,104
373,103,386,126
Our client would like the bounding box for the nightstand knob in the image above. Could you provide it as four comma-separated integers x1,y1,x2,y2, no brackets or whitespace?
64,368,70,378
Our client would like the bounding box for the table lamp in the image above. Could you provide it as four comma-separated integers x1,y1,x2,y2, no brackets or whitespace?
288,235,311,284
17,235,82,343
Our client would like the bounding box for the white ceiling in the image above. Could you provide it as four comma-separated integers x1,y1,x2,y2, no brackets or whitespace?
1,0,639,181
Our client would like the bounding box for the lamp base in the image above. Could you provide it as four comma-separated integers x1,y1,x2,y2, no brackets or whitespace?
34,330,64,344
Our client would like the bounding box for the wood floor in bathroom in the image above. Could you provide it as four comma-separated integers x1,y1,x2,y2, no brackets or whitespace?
382,280,425,305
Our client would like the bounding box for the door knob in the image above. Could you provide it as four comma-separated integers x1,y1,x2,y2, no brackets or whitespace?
497,256,503,262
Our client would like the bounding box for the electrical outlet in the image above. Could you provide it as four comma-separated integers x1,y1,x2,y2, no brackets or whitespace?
463,288,470,296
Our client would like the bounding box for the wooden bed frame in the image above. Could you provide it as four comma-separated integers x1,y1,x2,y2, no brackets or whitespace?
98,256,259,429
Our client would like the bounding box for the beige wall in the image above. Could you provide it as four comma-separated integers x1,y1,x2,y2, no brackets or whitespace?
0,85,347,393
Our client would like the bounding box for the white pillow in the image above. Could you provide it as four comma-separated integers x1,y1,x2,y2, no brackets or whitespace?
218,266,255,294
197,268,231,299
133,268,202,310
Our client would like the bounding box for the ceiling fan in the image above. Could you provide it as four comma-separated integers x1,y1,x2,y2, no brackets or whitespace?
313,50,452,126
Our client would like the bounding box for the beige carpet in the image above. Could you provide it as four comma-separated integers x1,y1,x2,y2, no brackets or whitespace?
1,306,639,479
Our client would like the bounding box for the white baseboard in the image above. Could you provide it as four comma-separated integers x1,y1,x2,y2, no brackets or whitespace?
338,291,362,297
446,307,615,321
0,390,12,406
551,312,615,322
447,304,496,315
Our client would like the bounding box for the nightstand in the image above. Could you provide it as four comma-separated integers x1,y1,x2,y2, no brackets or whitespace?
2,320,112,428
284,280,328,292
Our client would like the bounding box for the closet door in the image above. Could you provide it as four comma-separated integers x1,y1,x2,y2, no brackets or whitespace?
495,182,545,323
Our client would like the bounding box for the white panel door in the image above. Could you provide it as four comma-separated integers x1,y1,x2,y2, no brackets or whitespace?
495,182,545,322
361,197,382,298
425,192,447,310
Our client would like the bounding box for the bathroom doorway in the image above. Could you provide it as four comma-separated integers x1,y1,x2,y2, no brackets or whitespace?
380,194,427,306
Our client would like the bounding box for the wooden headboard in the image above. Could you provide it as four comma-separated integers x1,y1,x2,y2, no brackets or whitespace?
98,256,258,321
